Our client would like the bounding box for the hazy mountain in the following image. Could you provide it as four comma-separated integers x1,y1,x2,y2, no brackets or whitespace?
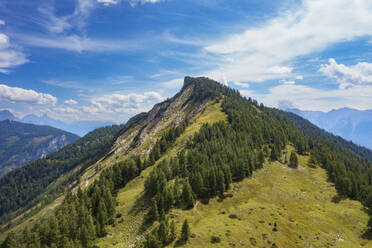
0,110,16,121
0,120,79,177
22,114,113,137
287,107,372,149
0,110,113,137
1,77,371,247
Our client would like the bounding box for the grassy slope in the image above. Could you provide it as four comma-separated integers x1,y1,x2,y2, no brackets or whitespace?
96,100,372,248
166,148,372,248
4,100,370,248
96,101,227,247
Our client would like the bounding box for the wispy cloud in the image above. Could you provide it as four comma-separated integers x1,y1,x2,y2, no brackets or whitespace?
160,78,184,89
0,32,28,73
17,34,141,52
37,6,72,33
64,99,78,105
241,83,372,112
97,0,120,6
129,0,163,7
41,79,87,89
233,82,250,88
202,0,372,83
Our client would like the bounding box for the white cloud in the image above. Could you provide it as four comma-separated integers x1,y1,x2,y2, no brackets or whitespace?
320,58,372,89
35,0,117,35
37,6,72,33
233,82,250,88
0,20,5,25
83,91,164,115
17,34,140,53
282,80,295,85
160,78,184,89
296,75,304,80
203,0,372,83
97,0,120,6
64,99,78,105
241,83,372,112
55,107,80,114
0,84,57,105
129,0,162,7
0,33,28,73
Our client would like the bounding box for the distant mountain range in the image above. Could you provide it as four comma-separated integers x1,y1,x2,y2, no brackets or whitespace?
287,107,372,150
0,120,79,177
0,110,113,137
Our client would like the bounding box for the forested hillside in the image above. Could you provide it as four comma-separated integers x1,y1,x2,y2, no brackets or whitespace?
282,111,372,162
0,120,79,177
287,108,372,150
0,124,123,226
1,77,372,247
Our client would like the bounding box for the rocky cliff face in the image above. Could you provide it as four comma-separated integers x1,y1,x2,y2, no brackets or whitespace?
111,82,207,158
0,120,79,177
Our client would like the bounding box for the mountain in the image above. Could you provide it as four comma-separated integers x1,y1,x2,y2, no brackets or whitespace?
287,107,372,149
0,110,16,121
1,77,372,247
21,114,113,137
21,113,63,128
0,120,80,177
0,110,112,137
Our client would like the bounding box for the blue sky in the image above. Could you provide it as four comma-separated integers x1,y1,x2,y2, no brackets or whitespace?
0,0,372,124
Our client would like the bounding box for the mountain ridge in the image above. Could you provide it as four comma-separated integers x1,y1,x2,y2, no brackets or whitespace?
287,107,372,149
0,110,111,137
0,120,79,177
1,77,372,247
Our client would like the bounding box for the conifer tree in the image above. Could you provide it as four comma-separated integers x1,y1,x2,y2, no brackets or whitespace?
216,169,225,196
308,154,317,168
270,146,278,161
1,232,19,248
169,220,176,242
144,233,161,248
96,201,108,237
258,150,265,167
157,221,168,244
182,181,195,209
289,152,299,168
368,216,372,232
180,219,190,242
148,199,159,222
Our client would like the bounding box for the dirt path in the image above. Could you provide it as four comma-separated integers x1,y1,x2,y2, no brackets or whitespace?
194,200,203,217
194,200,200,210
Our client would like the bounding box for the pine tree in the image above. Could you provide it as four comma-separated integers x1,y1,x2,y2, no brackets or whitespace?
148,199,159,222
216,169,225,196
270,146,278,161
289,152,299,168
157,221,168,244
368,216,372,232
169,220,176,242
1,232,19,248
308,154,317,168
180,219,190,242
96,201,108,237
144,233,161,248
182,181,195,209
60,237,74,248
258,150,265,167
